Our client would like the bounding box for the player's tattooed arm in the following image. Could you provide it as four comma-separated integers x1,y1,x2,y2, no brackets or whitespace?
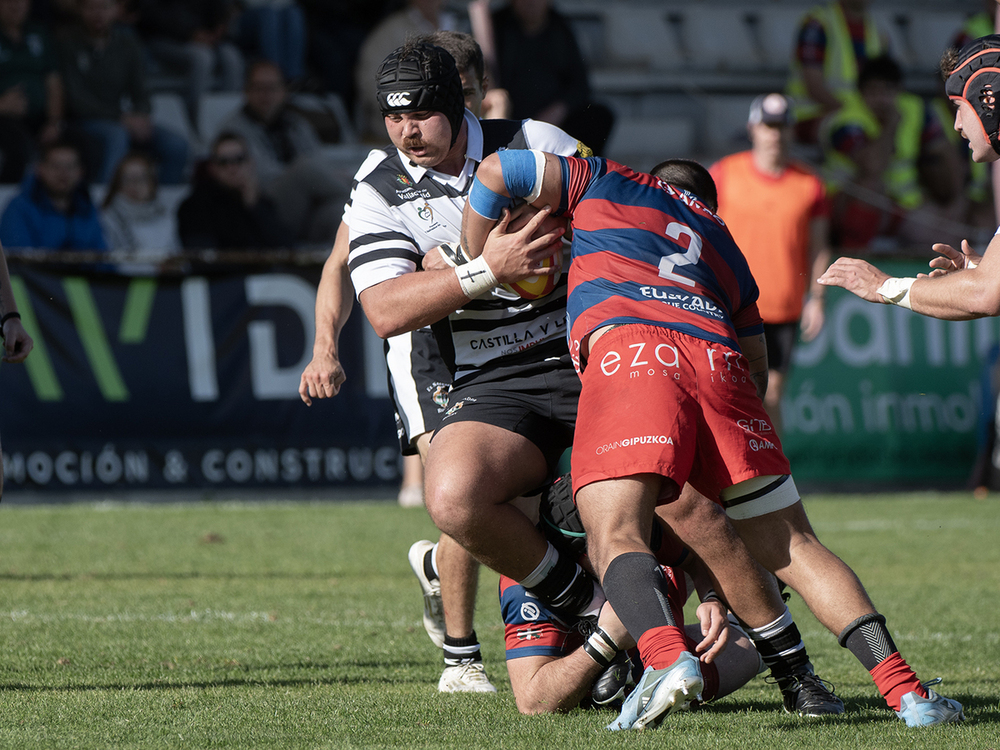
737,333,768,401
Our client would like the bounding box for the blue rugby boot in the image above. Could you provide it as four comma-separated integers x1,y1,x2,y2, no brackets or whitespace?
896,685,965,727
607,651,703,731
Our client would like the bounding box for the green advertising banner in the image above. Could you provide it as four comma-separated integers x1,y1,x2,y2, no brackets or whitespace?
781,260,995,486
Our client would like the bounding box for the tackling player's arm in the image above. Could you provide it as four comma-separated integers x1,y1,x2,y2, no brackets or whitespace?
354,195,563,339
817,231,1000,320
358,264,489,339
507,599,632,715
299,221,353,404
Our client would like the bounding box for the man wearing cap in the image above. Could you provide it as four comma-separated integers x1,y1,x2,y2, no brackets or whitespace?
710,93,831,435
345,40,606,692
819,36,1000,320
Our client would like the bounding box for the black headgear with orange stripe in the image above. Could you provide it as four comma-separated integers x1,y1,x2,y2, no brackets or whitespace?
376,42,465,147
946,34,1000,155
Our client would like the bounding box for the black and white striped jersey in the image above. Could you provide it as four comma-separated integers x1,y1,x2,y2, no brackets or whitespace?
347,110,585,378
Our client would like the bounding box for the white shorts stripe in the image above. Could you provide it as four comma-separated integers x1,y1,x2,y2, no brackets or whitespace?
386,331,428,441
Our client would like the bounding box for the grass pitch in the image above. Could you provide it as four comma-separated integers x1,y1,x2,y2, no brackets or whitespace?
0,493,997,748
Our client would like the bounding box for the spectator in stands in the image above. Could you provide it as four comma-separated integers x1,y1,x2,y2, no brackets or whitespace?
177,131,292,250
235,0,305,85
56,0,189,185
489,0,613,154
354,0,462,141
134,0,243,128
820,55,964,252
100,150,179,255
0,0,65,184
710,94,831,435
299,0,389,116
218,59,351,243
0,139,107,249
786,0,886,144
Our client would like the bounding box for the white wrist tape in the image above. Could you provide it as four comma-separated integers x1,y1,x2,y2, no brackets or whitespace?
583,627,618,668
455,254,498,298
877,277,915,310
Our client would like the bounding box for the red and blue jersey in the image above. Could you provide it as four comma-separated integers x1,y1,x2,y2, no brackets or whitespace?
557,156,764,371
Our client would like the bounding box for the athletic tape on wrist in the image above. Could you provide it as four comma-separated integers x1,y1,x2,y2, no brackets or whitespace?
455,255,498,298
468,177,512,220
877,277,915,310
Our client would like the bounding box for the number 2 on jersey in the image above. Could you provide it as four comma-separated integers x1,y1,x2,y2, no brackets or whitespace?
657,221,701,287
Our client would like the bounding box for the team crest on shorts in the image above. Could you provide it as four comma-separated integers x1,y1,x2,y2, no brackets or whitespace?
428,382,451,411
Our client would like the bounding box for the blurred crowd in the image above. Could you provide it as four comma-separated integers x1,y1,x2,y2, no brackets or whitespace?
0,0,993,258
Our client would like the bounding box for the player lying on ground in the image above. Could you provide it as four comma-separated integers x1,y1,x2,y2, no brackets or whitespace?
502,475,769,714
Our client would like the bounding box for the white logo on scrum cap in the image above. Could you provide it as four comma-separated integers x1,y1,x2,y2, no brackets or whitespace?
386,92,412,107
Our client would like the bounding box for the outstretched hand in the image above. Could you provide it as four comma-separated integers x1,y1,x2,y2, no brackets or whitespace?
925,240,981,278
817,257,891,303
480,205,565,285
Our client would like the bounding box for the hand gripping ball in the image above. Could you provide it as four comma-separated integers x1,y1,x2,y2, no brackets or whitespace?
501,252,562,300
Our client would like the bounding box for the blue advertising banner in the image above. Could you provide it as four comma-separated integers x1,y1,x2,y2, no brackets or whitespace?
1,259,400,493
2,258,995,495
781,260,997,486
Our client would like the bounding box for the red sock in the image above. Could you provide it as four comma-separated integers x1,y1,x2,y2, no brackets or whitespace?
637,625,689,671
869,653,926,711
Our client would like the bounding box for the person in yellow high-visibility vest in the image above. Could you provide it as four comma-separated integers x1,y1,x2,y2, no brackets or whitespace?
786,0,885,144
819,55,962,252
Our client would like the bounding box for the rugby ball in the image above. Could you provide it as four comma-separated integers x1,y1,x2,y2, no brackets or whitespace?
501,253,562,300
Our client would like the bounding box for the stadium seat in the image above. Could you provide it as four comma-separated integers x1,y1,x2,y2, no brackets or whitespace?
681,8,761,73
906,11,971,71
745,6,805,72
604,115,695,174
703,94,756,159
151,92,200,155
196,91,243,145
603,6,679,70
